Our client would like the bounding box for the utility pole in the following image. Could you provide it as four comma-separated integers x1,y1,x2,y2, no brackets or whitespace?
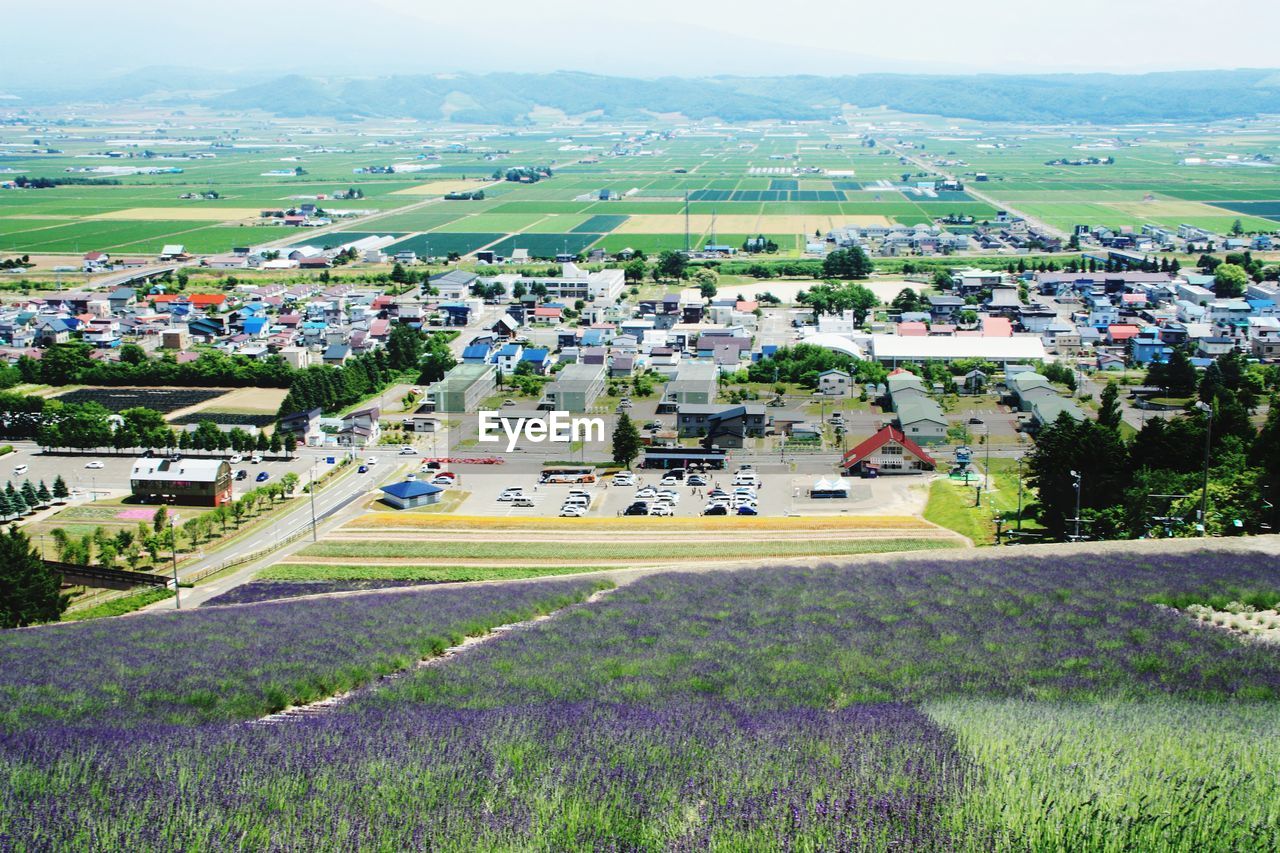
1070,469,1082,542
684,190,690,254
169,512,181,609
1195,400,1212,536
309,459,319,542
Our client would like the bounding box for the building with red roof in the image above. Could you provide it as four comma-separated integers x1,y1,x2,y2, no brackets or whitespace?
840,425,937,476
981,316,1012,337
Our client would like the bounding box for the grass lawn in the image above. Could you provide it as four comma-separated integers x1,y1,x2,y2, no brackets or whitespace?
260,564,618,582
63,587,174,620
924,458,1044,545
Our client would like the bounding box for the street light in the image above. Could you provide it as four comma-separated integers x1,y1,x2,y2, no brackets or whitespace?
1195,400,1212,536
169,511,181,609
1070,469,1082,542
1015,455,1025,531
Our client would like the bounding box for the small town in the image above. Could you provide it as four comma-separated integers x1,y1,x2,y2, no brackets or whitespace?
2,2,1280,849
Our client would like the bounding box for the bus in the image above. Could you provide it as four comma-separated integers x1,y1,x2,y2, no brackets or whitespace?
538,466,596,484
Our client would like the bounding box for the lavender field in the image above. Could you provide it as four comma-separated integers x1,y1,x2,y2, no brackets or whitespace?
2,548,1279,849
0,578,606,730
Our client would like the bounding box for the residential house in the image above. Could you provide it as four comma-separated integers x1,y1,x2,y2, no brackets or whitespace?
676,403,768,449
817,369,851,396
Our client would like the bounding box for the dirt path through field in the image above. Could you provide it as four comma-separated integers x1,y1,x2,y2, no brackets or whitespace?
251,586,615,725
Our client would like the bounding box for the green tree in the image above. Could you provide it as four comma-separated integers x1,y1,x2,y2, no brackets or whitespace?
1097,381,1123,432
611,412,642,469
386,323,424,372
1212,263,1249,298
152,505,168,535
891,288,921,314
623,258,648,283
655,250,689,281
0,526,69,628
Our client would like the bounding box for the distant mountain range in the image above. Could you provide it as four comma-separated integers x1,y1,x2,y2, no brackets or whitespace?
11,68,1280,125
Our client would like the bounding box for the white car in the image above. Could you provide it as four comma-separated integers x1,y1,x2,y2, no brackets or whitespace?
560,505,587,517
399,448,417,456
362,456,376,466
612,472,635,486
497,488,524,501
229,454,243,464
563,496,591,508
635,486,658,500
649,503,674,516
659,476,679,486
85,460,104,469
656,489,680,503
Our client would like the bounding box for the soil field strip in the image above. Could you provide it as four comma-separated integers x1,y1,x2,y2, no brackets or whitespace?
390,180,501,196
88,207,266,221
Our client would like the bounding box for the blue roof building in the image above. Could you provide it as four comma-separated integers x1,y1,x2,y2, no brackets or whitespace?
379,478,443,510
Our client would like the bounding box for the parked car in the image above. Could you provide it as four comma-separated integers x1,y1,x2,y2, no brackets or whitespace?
643,421,663,431
502,399,517,407
12,465,28,476
85,460,104,469
612,472,635,486
498,488,523,501
736,505,759,515
969,417,984,425
229,454,243,464
703,504,728,516
623,502,650,516
687,475,708,487
432,471,458,482
660,476,679,486
236,469,249,480
250,453,263,464
431,475,454,486
560,505,587,517
255,471,270,482
513,497,535,507
649,503,674,516
635,486,658,500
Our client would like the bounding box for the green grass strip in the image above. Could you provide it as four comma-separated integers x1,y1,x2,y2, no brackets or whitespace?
296,538,957,562
63,587,174,621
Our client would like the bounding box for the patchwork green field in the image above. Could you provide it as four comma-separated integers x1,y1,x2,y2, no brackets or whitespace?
4,112,1274,263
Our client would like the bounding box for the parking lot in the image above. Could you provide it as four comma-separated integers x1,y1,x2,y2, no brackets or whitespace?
1,443,342,502
442,456,931,519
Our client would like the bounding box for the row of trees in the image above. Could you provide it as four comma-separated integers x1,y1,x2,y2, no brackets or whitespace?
744,344,890,388
15,398,298,456
0,477,67,520
1027,355,1278,539
796,281,879,323
18,342,295,389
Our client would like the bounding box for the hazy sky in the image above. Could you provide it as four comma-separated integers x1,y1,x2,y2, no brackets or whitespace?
9,0,1279,83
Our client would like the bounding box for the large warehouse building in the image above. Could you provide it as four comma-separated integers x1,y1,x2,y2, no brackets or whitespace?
130,458,233,506
867,335,1048,366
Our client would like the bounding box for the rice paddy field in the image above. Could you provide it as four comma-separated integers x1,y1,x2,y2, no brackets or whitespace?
5,108,1276,265
3,543,1280,849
